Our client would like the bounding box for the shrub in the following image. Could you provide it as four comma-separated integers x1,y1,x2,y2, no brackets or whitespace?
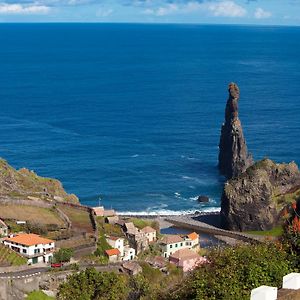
166,243,294,300
54,248,73,263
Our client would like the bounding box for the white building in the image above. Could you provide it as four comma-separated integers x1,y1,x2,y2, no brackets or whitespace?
141,226,156,243
123,246,136,261
3,233,55,264
106,236,124,256
160,232,200,258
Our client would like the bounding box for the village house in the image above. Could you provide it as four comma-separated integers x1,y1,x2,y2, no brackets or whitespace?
121,261,142,276
3,233,55,264
160,232,200,258
105,248,120,263
93,206,116,217
146,256,167,270
160,235,185,258
123,246,136,261
105,216,119,225
185,232,199,249
141,226,156,243
0,219,8,237
169,248,207,272
106,236,124,256
124,222,138,234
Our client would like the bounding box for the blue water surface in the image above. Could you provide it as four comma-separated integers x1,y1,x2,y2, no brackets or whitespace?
0,24,299,214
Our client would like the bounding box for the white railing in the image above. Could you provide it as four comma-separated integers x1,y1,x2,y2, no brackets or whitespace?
250,273,300,300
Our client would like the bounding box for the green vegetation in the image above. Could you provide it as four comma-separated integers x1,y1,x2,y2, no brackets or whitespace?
245,226,284,237
0,244,27,266
0,158,78,203
129,218,159,232
54,248,74,263
57,268,129,300
273,188,300,208
166,243,294,300
26,290,55,300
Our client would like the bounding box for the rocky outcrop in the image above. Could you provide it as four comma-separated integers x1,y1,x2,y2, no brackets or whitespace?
218,83,253,178
221,159,300,231
0,158,78,203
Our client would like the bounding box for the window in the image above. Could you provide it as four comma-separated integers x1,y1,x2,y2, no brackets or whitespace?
175,244,178,247
23,249,27,254
180,243,183,246
170,245,173,249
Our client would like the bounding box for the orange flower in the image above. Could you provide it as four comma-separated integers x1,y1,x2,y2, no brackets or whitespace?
292,202,297,210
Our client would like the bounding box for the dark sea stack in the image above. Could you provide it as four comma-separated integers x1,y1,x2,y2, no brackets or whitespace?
220,159,300,231
197,196,209,203
218,83,253,179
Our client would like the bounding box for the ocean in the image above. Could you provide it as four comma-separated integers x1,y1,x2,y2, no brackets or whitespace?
0,23,299,215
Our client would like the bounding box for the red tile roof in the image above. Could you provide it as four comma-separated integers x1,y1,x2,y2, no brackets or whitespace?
161,235,183,244
169,249,199,260
187,232,199,241
4,234,54,246
105,248,120,256
141,226,156,233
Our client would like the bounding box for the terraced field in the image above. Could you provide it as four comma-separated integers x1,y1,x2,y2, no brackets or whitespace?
57,204,94,234
0,204,65,226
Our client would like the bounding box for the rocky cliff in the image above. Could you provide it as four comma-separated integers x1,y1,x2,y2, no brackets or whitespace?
218,83,253,178
0,158,78,203
221,159,300,231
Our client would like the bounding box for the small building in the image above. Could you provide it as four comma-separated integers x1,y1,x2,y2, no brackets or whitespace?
160,235,185,258
146,256,167,270
123,246,136,261
105,248,120,263
141,226,157,243
93,206,105,217
169,248,207,272
185,232,199,248
103,209,116,217
93,207,116,217
106,236,124,256
105,216,119,225
124,222,138,234
121,261,142,276
0,219,8,237
3,233,55,264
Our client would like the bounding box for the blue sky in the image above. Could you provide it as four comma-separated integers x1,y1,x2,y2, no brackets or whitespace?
0,0,299,25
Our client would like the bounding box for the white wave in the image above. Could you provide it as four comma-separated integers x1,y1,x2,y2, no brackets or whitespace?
174,192,181,197
118,207,221,216
131,154,139,158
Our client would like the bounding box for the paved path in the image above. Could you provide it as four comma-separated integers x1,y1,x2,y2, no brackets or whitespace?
165,215,264,243
0,267,48,278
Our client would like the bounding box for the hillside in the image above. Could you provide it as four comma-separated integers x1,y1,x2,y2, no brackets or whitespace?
0,159,78,203
221,159,300,231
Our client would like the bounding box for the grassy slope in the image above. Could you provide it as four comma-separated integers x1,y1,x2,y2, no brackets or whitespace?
0,204,65,226
0,158,78,202
57,204,94,234
0,244,27,266
245,226,284,237
26,291,55,300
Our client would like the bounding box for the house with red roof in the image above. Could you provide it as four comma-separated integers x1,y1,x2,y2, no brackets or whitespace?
105,248,121,262
169,248,207,272
3,233,55,264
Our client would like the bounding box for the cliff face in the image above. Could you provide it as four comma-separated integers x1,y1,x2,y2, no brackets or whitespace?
221,159,300,231
218,83,253,178
0,158,78,203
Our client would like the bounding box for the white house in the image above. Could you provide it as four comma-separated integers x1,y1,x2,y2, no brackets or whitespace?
141,226,156,243
123,246,136,261
160,232,200,258
3,233,55,264
0,219,8,237
160,235,185,258
106,236,124,256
